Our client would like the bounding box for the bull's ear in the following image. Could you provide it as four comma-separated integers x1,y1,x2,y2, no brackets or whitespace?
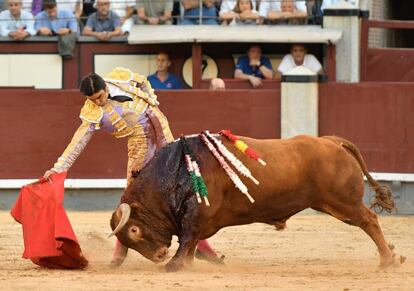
127,225,143,241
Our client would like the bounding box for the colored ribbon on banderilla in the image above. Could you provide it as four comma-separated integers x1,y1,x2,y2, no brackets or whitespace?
180,136,210,206
203,130,259,185
200,132,255,204
220,129,267,166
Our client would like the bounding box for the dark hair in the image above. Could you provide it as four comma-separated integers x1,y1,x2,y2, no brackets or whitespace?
233,0,253,14
79,73,106,96
158,51,171,61
248,43,261,51
43,0,57,9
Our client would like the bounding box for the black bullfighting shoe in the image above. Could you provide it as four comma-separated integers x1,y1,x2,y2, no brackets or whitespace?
195,249,225,265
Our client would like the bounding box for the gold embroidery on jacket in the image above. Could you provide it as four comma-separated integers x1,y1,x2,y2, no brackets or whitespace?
79,99,104,127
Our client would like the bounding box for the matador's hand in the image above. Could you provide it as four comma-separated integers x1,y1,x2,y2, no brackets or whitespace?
43,169,57,181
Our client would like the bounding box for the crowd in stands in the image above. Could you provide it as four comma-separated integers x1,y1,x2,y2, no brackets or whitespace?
0,1,326,88
0,0,353,39
147,45,322,89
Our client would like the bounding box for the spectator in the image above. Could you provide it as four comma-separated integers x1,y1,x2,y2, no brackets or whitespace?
181,0,218,25
31,0,43,16
35,0,78,35
82,0,122,41
0,0,36,40
209,78,225,90
277,44,323,76
110,0,135,33
148,52,184,90
56,0,82,19
80,0,96,25
321,0,357,10
306,0,323,25
137,0,173,25
234,44,273,88
259,0,307,25
219,0,257,15
220,0,259,25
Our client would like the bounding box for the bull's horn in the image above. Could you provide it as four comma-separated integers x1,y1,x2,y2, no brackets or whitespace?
108,203,131,238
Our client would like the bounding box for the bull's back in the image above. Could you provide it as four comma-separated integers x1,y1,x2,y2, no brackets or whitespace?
208,135,364,228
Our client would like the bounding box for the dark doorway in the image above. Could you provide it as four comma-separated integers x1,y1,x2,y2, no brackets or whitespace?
388,0,414,47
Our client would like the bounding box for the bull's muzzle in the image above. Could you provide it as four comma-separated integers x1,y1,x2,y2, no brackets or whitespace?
109,203,131,238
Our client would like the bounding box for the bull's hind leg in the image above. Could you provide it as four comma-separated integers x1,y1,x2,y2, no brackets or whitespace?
315,203,395,267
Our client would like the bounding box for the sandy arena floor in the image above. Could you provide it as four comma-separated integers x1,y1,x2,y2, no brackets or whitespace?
1,211,413,291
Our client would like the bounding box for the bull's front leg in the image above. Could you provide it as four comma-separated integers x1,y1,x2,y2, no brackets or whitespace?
165,198,200,272
165,234,198,272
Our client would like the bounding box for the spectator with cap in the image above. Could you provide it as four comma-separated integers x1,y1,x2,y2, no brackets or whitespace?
35,0,78,35
82,0,122,41
0,0,36,40
148,52,184,90
277,43,323,76
234,44,274,88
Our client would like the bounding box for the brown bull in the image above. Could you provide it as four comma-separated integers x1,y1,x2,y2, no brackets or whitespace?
110,134,397,272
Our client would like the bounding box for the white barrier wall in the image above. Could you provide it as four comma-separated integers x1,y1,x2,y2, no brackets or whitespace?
323,1,361,83
281,66,319,138
94,54,157,77
0,54,62,88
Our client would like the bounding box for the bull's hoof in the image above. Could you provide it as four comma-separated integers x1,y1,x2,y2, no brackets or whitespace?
195,249,225,265
274,221,287,231
165,259,184,272
379,253,406,269
109,257,125,268
379,256,397,269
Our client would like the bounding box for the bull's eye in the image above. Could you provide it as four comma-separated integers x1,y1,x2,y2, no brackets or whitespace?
128,225,142,241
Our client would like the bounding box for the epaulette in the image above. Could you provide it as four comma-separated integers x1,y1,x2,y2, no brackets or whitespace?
132,73,146,84
104,67,134,84
79,99,104,125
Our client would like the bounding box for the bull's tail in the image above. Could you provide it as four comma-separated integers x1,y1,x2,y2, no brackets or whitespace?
324,136,395,213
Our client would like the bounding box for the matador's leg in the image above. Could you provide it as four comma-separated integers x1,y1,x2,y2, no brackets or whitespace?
111,125,148,266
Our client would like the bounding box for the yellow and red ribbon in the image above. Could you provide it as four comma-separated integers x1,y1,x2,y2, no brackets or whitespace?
220,130,267,166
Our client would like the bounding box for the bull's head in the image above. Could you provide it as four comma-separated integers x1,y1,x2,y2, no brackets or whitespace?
109,203,172,263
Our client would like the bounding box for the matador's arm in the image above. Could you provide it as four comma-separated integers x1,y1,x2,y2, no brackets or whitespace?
51,121,95,173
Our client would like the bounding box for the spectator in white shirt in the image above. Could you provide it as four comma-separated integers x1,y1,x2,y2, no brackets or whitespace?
220,0,259,25
277,44,323,76
0,0,36,39
109,0,135,33
259,0,307,25
219,0,257,16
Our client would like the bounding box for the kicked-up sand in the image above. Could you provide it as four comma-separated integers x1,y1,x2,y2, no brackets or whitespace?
1,211,413,291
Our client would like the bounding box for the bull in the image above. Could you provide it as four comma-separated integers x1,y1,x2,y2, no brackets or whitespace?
110,134,397,272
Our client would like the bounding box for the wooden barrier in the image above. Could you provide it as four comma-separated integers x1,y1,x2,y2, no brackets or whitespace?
360,19,414,81
0,89,280,178
319,82,414,173
1,82,412,178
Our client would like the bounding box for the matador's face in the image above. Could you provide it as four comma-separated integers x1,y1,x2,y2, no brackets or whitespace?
87,87,109,106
